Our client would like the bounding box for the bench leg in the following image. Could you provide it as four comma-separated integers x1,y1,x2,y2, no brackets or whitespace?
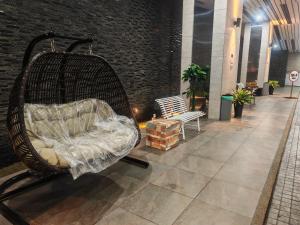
182,123,186,140
197,118,201,132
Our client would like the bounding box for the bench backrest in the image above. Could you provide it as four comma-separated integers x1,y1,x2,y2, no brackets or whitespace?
155,96,188,119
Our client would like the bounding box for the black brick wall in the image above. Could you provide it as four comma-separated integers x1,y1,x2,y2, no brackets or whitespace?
247,26,262,82
192,2,214,66
237,23,245,83
269,50,289,86
0,0,182,167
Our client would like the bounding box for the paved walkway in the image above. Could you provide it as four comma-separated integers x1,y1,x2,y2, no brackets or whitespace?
0,88,299,225
265,95,300,225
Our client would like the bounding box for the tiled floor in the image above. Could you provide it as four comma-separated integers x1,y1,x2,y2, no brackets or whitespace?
265,94,300,225
0,88,299,225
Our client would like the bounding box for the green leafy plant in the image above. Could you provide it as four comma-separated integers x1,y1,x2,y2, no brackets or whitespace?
268,80,280,88
232,89,253,105
182,64,207,111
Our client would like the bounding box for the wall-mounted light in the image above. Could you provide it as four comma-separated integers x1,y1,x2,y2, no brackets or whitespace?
233,18,241,27
133,107,139,114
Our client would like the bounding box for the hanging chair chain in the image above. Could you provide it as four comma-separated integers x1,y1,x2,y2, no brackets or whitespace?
88,43,93,55
50,39,56,52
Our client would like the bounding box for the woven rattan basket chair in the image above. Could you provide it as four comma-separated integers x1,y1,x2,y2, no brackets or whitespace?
1,33,148,225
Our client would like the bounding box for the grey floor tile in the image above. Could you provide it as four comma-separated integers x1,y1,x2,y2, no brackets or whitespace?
95,207,156,225
97,173,148,206
110,160,171,183
144,148,189,166
121,184,192,225
199,128,221,137
190,137,241,162
229,146,275,167
197,179,261,218
214,130,251,142
173,199,251,225
184,135,214,151
99,162,126,176
176,155,223,177
23,194,117,225
245,132,281,149
151,167,210,198
215,163,268,191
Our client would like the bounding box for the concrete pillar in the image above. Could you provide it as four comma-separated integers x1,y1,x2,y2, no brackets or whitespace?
257,22,273,87
240,24,251,85
180,0,195,107
208,0,243,119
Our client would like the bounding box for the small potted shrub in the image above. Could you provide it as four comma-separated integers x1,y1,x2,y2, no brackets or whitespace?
232,89,253,118
182,64,207,111
268,80,279,95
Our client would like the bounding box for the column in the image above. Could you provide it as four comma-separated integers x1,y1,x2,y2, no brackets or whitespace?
257,22,273,88
240,24,251,85
208,0,243,119
180,0,195,107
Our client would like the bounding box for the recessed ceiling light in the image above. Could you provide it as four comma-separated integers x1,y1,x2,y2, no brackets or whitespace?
255,14,263,22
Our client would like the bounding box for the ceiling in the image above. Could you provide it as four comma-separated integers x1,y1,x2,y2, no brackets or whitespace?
243,0,300,52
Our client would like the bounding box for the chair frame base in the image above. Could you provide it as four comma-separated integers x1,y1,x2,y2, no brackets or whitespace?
0,156,149,225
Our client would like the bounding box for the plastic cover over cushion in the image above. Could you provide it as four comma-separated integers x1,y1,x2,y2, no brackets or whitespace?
24,98,138,179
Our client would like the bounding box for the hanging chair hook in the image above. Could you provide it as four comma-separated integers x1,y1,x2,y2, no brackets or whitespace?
50,38,56,52
88,43,93,55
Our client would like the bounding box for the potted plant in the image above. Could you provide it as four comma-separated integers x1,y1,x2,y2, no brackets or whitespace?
268,80,279,95
195,65,210,111
182,64,207,111
232,89,253,118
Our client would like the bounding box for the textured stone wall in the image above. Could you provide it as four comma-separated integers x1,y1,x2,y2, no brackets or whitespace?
239,23,251,85
208,0,243,119
247,26,262,82
236,23,245,83
0,0,182,167
192,3,214,66
287,53,300,73
269,50,289,86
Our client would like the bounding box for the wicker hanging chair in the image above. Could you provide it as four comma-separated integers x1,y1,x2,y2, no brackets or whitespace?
1,33,148,225
6,33,146,175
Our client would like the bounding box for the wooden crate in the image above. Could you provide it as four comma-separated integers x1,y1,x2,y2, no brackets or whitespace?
146,119,180,151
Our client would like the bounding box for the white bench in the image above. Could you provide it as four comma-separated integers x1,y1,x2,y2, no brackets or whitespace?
155,96,205,140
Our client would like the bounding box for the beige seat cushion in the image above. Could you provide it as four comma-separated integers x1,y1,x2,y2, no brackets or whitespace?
24,99,118,168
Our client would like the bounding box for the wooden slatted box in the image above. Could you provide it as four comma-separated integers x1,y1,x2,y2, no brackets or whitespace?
146,119,181,151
